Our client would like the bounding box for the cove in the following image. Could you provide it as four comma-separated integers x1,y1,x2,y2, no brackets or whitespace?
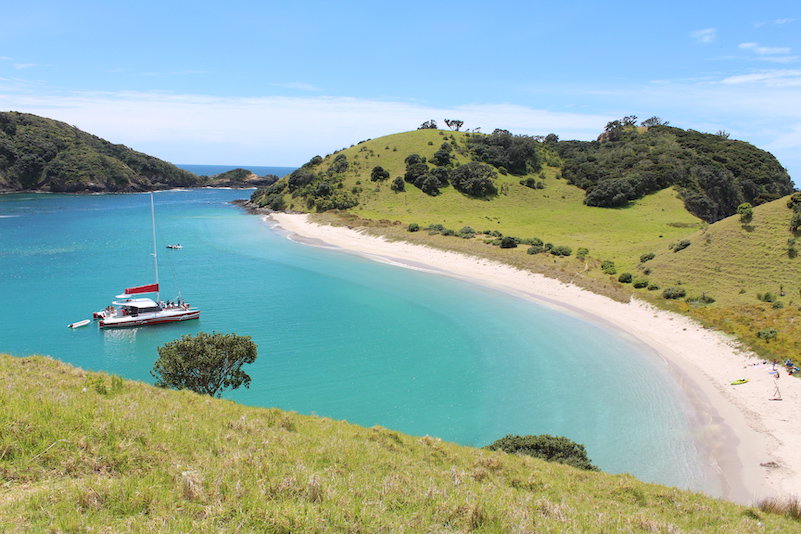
0,189,718,496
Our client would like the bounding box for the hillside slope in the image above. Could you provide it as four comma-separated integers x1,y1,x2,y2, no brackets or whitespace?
1,354,796,532
251,127,801,362
0,112,200,192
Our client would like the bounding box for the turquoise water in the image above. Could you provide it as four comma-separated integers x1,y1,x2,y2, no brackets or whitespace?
0,189,717,495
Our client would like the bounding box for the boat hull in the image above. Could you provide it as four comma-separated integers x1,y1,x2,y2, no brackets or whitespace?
99,309,200,329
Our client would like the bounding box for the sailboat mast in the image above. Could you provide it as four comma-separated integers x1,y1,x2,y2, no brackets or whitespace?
150,193,160,301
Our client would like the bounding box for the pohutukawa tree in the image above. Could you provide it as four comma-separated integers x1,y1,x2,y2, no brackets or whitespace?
151,332,258,397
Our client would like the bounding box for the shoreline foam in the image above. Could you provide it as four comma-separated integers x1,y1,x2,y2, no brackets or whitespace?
268,212,800,505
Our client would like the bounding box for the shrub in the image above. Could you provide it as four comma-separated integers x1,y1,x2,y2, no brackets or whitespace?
584,178,636,207
576,247,589,259
687,293,716,305
672,240,691,252
391,176,405,192
550,245,572,257
639,252,655,263
527,244,545,254
457,226,476,239
370,166,390,182
601,260,616,275
499,236,518,249
773,301,784,309
756,328,778,341
758,292,776,303
484,434,598,471
450,161,498,197
618,272,633,283
737,202,753,224
662,287,687,299
632,278,649,288
647,283,660,291
791,212,801,233
407,223,420,232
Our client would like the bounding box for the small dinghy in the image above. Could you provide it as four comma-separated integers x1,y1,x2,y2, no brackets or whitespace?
68,319,90,329
166,244,183,249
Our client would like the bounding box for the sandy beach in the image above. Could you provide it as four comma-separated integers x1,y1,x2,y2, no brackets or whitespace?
269,212,800,505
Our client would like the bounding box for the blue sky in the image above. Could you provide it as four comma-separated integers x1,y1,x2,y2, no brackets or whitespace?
1,1,800,181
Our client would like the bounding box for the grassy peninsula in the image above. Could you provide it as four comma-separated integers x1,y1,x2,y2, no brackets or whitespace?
250,123,800,363
2,353,797,532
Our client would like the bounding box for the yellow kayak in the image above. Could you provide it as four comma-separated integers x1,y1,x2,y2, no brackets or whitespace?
730,378,748,385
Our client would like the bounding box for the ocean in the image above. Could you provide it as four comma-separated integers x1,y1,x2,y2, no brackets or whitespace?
176,164,295,177
0,188,719,496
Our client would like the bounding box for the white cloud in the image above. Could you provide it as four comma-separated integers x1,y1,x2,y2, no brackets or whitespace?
13,63,37,70
774,18,796,25
0,90,610,165
719,70,801,86
738,42,795,64
691,28,717,44
738,42,791,55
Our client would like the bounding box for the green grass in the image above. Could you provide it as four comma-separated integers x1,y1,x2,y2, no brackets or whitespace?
289,130,702,274
2,354,798,532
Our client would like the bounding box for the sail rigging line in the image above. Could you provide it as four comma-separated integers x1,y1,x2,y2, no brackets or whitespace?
152,193,185,300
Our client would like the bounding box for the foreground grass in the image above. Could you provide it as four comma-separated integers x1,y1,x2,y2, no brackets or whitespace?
1,354,798,532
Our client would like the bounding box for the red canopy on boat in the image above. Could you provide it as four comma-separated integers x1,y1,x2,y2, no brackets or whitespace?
124,283,159,295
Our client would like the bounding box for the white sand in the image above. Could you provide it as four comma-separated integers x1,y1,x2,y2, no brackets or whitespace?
269,212,800,505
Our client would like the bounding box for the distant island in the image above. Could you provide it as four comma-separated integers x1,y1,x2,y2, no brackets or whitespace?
0,111,278,193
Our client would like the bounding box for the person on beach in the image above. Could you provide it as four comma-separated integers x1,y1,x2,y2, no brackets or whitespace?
770,370,782,401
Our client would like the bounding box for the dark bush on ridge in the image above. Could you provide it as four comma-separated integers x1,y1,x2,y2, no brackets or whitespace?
618,272,633,283
484,434,598,471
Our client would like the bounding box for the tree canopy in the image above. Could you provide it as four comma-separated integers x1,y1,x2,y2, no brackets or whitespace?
151,332,258,398
556,120,793,221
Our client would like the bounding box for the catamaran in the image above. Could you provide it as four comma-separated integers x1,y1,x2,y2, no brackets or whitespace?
93,194,200,328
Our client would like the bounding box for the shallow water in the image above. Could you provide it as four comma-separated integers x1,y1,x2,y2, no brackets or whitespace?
0,189,718,495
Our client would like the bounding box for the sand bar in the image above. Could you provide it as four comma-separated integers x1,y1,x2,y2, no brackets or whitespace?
269,212,800,505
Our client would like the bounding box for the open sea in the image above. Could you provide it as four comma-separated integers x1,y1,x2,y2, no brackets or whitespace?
0,187,719,496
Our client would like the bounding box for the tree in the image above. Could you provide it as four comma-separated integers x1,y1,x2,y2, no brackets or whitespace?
484,434,598,471
391,176,405,192
444,118,464,131
450,161,498,197
640,116,668,127
737,202,753,224
418,120,438,129
584,178,635,207
370,166,390,182
151,332,258,397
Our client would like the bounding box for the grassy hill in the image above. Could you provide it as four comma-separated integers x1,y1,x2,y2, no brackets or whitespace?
2,353,798,532
0,111,202,192
250,127,801,362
